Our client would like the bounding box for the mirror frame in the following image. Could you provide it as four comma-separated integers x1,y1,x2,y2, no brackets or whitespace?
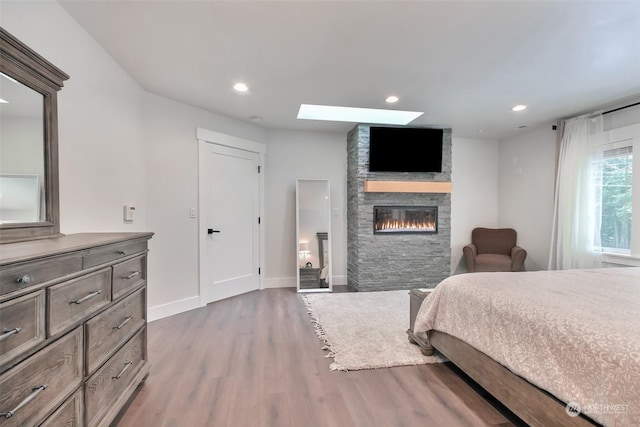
295,179,332,293
0,28,69,243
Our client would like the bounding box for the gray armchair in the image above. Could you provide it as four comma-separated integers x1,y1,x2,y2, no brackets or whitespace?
463,228,527,272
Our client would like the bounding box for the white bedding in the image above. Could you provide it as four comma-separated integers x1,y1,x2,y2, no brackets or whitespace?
414,267,640,426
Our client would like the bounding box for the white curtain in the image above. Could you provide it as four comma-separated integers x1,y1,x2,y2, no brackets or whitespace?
548,113,604,270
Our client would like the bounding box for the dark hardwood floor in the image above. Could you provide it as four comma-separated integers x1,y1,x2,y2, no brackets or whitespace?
116,288,521,427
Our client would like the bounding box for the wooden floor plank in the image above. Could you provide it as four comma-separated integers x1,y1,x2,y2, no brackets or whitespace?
115,288,518,426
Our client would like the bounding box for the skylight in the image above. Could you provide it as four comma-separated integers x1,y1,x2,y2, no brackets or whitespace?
297,104,423,125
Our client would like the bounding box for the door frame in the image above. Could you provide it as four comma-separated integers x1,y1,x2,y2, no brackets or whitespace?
196,127,266,307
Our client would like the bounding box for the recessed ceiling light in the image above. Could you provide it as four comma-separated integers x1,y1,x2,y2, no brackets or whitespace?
233,82,249,93
512,104,527,112
0,98,8,104
297,104,423,125
385,95,399,104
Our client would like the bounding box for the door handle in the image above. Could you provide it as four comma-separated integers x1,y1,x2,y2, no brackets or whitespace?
207,229,221,234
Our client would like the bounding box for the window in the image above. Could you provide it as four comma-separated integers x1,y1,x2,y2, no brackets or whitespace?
593,124,640,258
600,146,633,253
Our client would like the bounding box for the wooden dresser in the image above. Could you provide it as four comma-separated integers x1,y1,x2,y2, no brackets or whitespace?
0,232,153,427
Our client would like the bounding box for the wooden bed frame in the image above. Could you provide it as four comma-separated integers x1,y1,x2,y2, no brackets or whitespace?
428,331,598,427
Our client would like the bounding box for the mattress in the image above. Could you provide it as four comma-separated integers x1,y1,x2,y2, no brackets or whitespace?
413,267,640,426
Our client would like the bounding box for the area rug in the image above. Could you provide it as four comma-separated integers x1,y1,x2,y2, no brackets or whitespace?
301,290,445,371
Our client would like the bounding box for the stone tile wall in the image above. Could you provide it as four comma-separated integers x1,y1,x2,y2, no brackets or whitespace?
347,125,452,291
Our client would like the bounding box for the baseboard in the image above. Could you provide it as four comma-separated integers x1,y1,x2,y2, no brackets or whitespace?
148,275,349,320
263,276,296,288
148,296,200,322
332,275,347,286
263,275,347,288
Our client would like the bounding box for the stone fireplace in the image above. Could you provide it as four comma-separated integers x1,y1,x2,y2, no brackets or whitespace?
347,125,452,291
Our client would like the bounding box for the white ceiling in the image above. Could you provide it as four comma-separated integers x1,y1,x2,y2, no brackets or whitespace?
59,0,640,140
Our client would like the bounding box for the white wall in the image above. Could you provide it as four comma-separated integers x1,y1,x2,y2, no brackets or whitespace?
263,130,347,287
498,124,557,270
451,137,500,273
1,0,147,234
142,92,265,318
496,103,640,271
603,102,640,131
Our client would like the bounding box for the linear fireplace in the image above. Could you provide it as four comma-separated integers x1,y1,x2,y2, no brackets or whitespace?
374,206,437,235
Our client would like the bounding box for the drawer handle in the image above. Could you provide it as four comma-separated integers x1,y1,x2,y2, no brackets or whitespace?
0,327,22,342
123,271,141,280
16,275,31,285
112,361,133,380
113,316,134,330
70,290,102,305
0,384,47,418
118,250,127,256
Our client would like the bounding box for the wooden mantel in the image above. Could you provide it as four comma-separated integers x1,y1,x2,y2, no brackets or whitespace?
364,180,452,193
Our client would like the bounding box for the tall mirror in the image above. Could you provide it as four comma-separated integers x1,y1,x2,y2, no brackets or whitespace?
296,179,332,293
0,28,68,243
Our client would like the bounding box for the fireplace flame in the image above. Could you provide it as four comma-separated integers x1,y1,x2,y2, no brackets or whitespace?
375,218,436,232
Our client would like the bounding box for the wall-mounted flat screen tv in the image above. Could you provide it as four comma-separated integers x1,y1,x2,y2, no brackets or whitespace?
369,126,443,173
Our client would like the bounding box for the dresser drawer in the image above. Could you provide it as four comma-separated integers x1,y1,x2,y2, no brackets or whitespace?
39,389,84,427
85,288,145,375
0,253,83,297
0,290,45,370
112,255,145,299
47,269,112,337
0,327,83,427
83,240,147,269
85,328,146,427
299,268,321,288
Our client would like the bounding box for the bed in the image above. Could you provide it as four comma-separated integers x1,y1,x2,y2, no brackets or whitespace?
413,267,640,427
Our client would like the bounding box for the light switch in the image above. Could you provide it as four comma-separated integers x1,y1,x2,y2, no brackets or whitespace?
123,205,135,222
190,208,197,218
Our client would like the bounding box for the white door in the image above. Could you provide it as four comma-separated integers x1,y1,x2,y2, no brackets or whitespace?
199,142,260,304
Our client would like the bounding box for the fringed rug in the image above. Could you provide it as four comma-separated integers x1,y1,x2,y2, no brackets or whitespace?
301,290,445,371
